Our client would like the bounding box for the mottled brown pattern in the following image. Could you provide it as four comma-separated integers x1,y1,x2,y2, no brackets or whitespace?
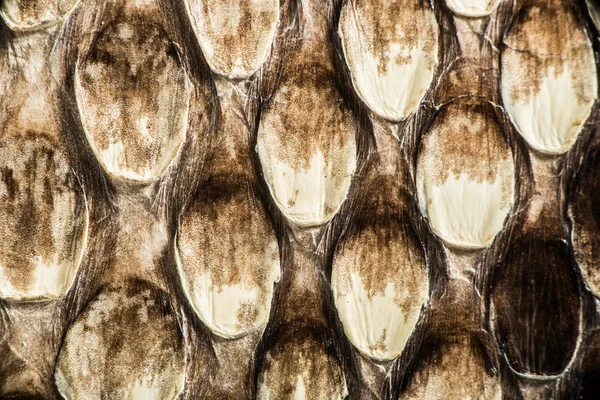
186,0,278,76
344,0,437,74
76,6,188,181
434,58,494,105
258,330,347,399
0,135,86,297
504,0,593,104
55,280,185,399
0,0,79,30
0,28,87,300
0,0,599,398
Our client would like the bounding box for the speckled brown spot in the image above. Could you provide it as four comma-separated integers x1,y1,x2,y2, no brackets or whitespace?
401,334,502,399
236,301,260,332
257,330,348,399
419,101,513,188
503,1,594,104
343,0,436,75
0,0,79,30
0,134,87,300
185,0,279,77
75,6,189,181
260,64,355,171
55,279,185,400
367,329,388,355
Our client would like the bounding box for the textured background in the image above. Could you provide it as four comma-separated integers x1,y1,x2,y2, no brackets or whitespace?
1,0,600,399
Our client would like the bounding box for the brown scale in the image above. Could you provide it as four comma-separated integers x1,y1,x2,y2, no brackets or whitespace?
503,0,591,105
434,59,495,106
184,0,279,77
570,132,600,298
74,0,189,182
397,331,503,400
330,122,428,396
54,279,185,399
0,0,79,30
490,153,582,379
175,78,280,398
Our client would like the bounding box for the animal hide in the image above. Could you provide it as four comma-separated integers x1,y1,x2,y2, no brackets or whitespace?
0,0,599,399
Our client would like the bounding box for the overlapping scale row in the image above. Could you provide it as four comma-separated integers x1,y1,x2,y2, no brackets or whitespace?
491,0,595,383
1,0,600,398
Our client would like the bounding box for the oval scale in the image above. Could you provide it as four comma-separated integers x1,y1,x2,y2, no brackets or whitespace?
75,1,189,182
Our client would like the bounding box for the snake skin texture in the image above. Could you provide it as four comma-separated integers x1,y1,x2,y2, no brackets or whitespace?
1,0,600,398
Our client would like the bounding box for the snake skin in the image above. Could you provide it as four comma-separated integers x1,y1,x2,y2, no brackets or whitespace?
1,0,600,399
